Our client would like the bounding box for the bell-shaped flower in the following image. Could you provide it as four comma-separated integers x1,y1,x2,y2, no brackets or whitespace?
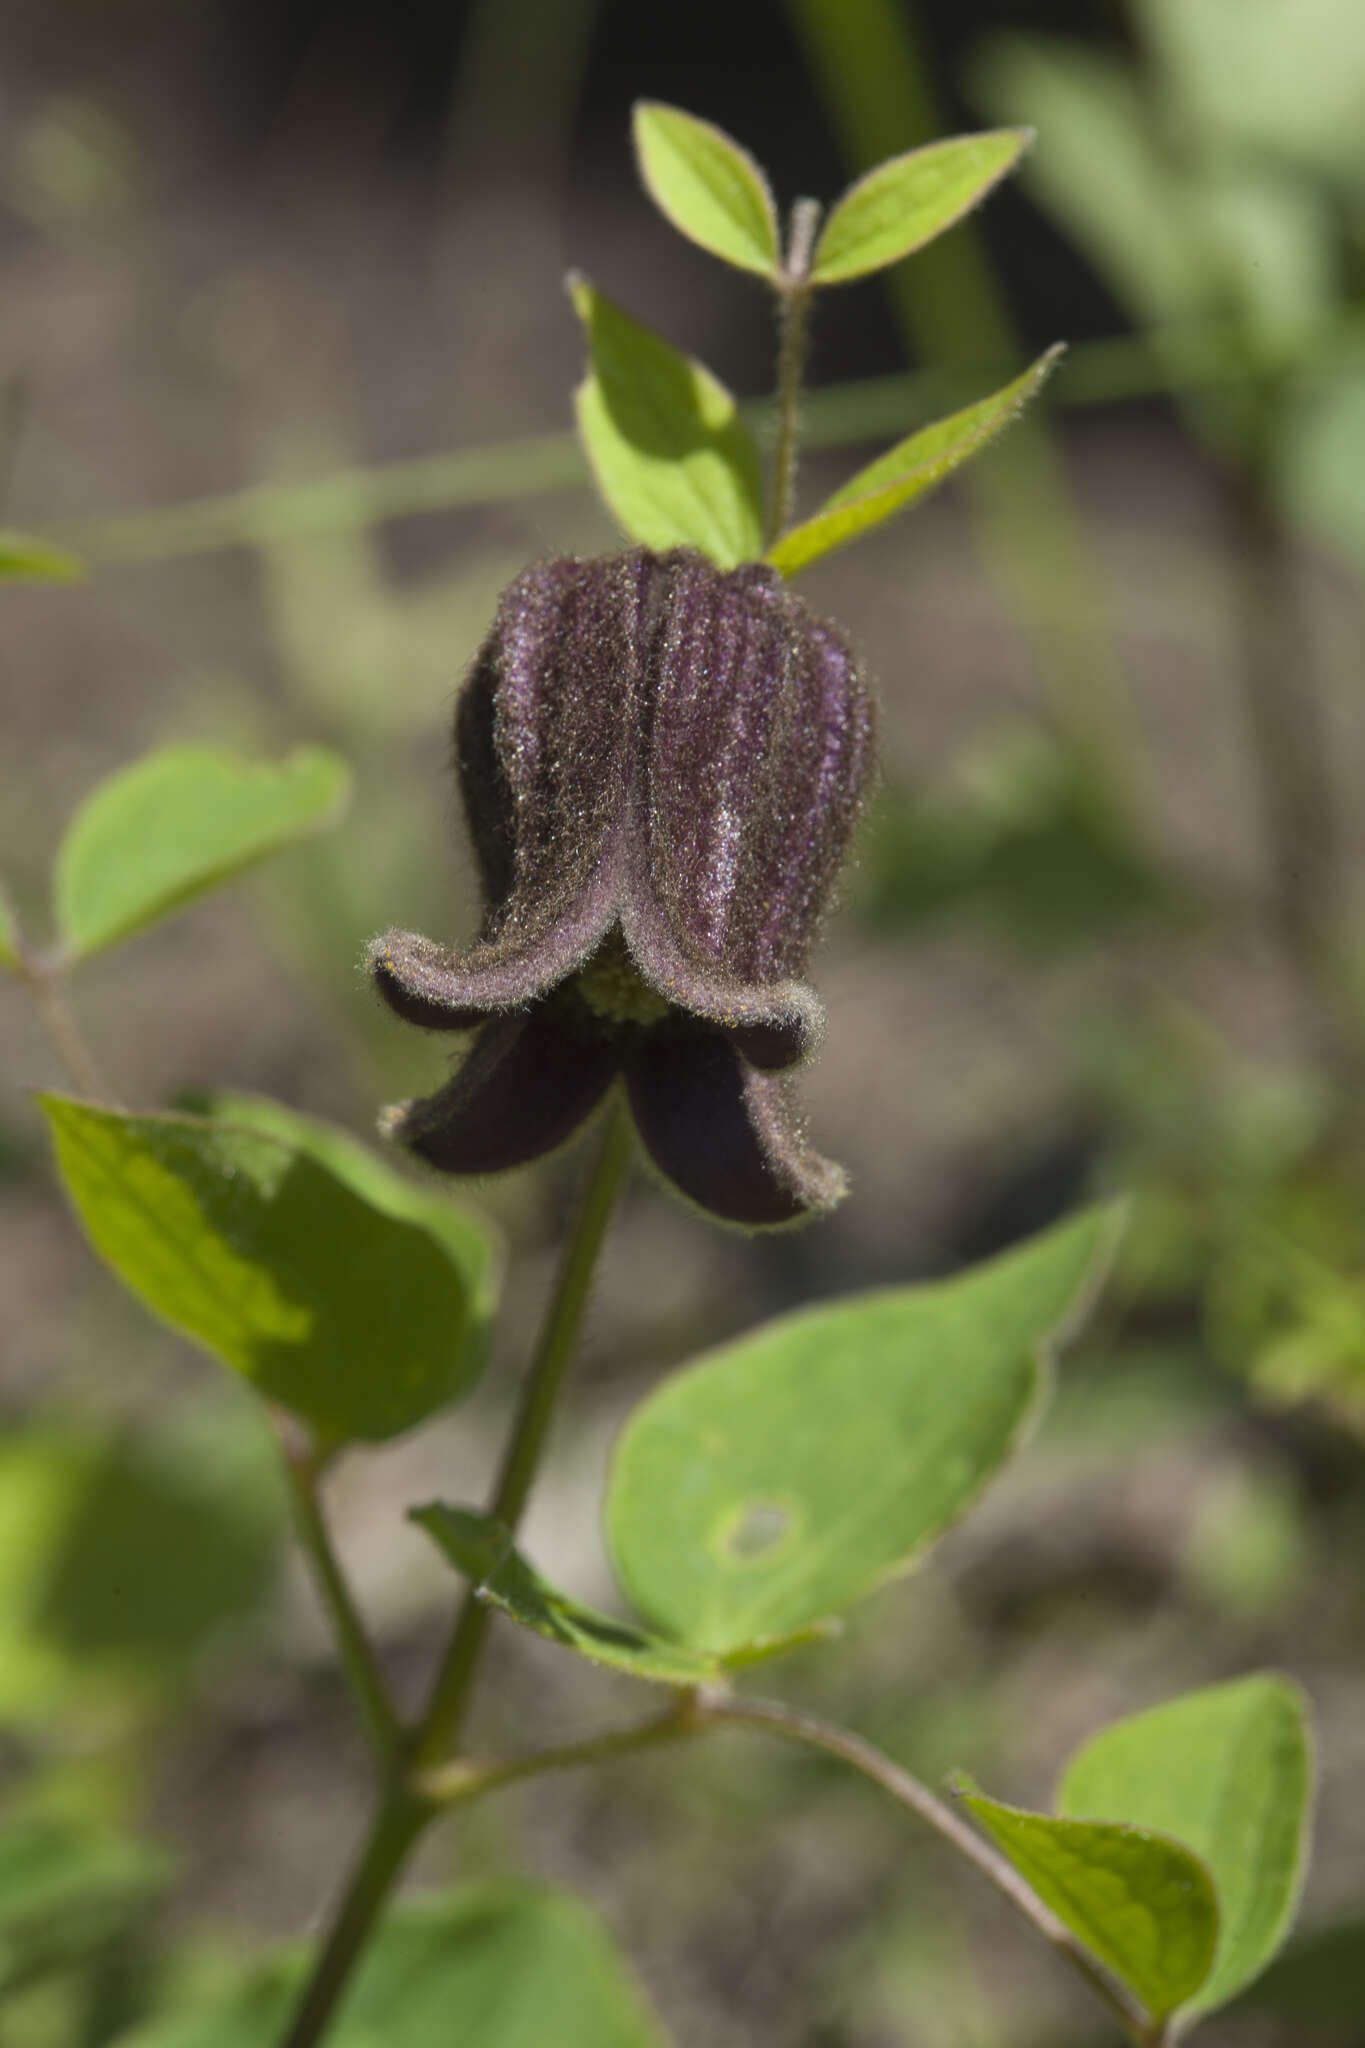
369,546,875,1227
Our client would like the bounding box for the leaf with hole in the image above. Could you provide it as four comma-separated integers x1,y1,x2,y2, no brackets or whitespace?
54,744,351,962
811,129,1032,285
769,348,1062,576
633,101,779,278
110,1882,665,2048
607,1204,1122,1659
42,1097,495,1450
569,275,764,568
959,1785,1218,2020
414,1507,719,1687
0,530,85,583
1060,1675,1313,2016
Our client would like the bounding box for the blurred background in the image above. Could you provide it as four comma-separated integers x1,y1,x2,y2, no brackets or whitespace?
2,0,1364,2042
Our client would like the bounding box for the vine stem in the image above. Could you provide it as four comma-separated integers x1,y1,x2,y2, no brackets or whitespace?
4,902,111,1102
766,197,821,547
700,1692,1159,2047
277,1098,635,2048
278,1432,402,1768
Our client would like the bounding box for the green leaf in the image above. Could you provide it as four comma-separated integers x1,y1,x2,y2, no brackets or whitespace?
111,1882,665,2048
810,128,1032,285
608,1205,1122,1659
1060,1675,1313,2016
0,1815,171,1992
0,530,86,583
768,348,1061,575
202,1092,503,1376
569,274,764,568
54,744,352,962
42,1097,490,1449
414,1506,720,1687
0,1411,283,1722
959,1787,1218,2020
632,101,779,278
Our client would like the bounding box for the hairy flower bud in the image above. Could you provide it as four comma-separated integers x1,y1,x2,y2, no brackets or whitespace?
370,547,875,1226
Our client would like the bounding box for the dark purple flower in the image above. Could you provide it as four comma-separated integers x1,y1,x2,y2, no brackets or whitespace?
369,546,875,1227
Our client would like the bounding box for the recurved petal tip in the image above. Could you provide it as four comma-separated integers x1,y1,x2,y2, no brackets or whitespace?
384,1009,619,1176
625,1029,847,1229
369,930,490,1031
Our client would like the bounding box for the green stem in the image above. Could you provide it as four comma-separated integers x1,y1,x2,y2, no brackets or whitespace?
6,915,111,1102
280,1438,402,1767
414,1096,634,1768
701,1691,1155,2047
767,198,821,547
417,1694,701,1807
275,1098,634,2048
54,316,1365,565
277,1785,430,2048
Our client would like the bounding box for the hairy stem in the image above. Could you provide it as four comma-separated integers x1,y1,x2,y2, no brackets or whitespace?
280,1437,401,1767
766,197,821,547
275,1099,634,2048
701,1691,1156,2046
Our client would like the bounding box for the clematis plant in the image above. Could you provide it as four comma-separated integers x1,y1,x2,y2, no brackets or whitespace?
369,547,874,1225
15,102,1314,2048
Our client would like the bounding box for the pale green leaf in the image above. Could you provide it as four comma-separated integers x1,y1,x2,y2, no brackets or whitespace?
569,274,764,567
960,1787,1218,2019
42,1097,490,1449
633,101,779,277
608,1205,1122,1658
414,1507,720,1687
811,128,1031,285
769,347,1061,576
54,744,352,962
1060,1675,1313,2015
0,530,85,583
110,1882,665,2048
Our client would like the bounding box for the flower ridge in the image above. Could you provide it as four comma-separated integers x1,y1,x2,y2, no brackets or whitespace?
368,546,875,1227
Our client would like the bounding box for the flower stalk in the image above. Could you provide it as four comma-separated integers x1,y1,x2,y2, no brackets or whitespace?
275,1100,635,2048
